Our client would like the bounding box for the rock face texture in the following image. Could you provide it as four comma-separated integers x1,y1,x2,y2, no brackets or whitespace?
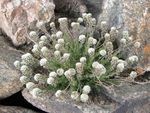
0,106,38,113
113,97,150,113
97,0,150,71
0,36,22,99
22,89,117,113
0,0,55,46
103,82,150,103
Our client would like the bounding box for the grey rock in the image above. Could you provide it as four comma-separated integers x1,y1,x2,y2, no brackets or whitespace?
97,0,150,71
0,106,38,113
103,82,150,103
113,97,150,113
0,36,22,99
22,89,117,113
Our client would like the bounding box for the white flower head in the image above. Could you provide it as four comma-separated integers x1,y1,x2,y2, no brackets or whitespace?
92,62,99,68
80,93,89,103
99,49,107,56
76,62,83,74
88,37,97,45
91,18,96,25
54,50,61,58
55,90,63,98
62,53,70,61
33,44,39,49
55,44,61,50
58,18,68,24
104,33,110,40
51,34,57,39
100,21,107,30
83,85,91,94
71,22,80,28
56,31,63,38
57,68,64,76
87,13,92,18
29,31,38,43
88,48,95,56
106,42,113,50
116,63,125,73
58,18,68,30
128,55,138,63
68,68,76,76
26,82,35,90
120,38,126,44
112,56,119,61
30,88,42,98
123,30,129,39
57,38,64,45
127,36,133,42
117,60,128,67
82,13,88,19
20,76,29,84
20,65,32,76
71,91,79,100
39,58,47,67
80,57,87,63
92,62,106,76
111,27,116,32
111,56,119,67
129,71,138,79
40,35,48,42
41,46,49,57
50,22,55,27
32,45,40,57
92,39,97,45
14,60,21,69
134,42,141,48
34,73,42,82
94,64,106,76
79,35,86,44
77,17,83,23
49,71,57,78
64,69,74,79
88,37,94,45
39,40,46,48
21,53,35,65
47,77,55,85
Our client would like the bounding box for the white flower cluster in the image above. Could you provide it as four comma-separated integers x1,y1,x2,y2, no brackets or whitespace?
14,13,140,103
88,37,97,46
64,68,76,79
92,62,106,76
21,53,38,67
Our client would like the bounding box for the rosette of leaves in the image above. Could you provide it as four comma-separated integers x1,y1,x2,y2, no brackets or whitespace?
14,13,140,102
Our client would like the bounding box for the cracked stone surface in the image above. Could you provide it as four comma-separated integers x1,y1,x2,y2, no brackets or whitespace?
22,89,117,113
103,82,150,103
0,36,22,99
0,106,38,113
98,0,150,72
113,97,150,113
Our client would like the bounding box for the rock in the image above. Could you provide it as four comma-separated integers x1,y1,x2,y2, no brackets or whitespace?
22,89,117,113
102,82,150,103
97,0,150,72
83,0,103,18
0,0,55,46
0,36,22,99
54,0,87,17
113,97,150,113
0,106,38,113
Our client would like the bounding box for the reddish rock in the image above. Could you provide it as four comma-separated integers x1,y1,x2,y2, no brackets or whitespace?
0,0,55,46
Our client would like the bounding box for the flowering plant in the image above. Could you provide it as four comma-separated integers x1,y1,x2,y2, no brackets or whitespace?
14,13,140,102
